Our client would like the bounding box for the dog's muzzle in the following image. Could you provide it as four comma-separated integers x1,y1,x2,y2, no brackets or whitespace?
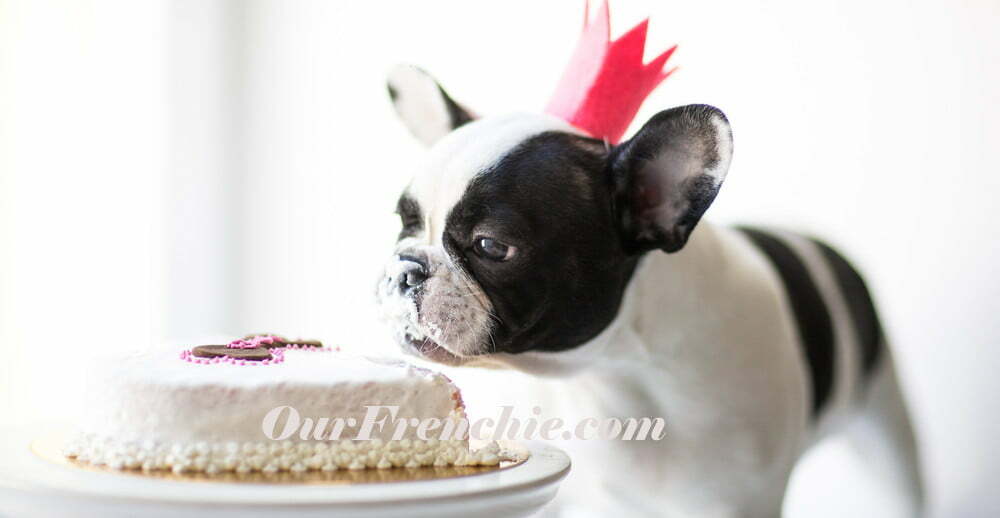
376,250,492,366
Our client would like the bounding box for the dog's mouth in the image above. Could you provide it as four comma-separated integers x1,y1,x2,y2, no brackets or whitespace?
402,334,467,366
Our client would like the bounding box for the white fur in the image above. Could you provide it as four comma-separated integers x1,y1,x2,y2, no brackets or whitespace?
386,65,457,146
845,353,924,517
706,113,734,186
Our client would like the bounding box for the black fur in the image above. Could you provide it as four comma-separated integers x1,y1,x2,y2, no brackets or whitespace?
812,239,884,380
610,105,729,254
395,194,423,240
738,227,836,417
437,85,474,130
440,132,638,353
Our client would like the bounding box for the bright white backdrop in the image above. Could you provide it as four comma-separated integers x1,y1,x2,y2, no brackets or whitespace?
1,1,998,517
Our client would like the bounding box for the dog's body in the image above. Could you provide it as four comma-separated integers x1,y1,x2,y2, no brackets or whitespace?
376,66,923,517
473,223,923,517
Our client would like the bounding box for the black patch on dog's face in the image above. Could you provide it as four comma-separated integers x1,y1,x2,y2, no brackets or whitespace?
441,132,639,353
395,194,423,240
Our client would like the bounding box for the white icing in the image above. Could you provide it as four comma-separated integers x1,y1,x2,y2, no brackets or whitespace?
68,348,478,471
375,270,427,344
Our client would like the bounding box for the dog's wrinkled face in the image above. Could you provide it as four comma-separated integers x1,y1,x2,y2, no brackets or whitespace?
376,66,733,365
376,113,635,364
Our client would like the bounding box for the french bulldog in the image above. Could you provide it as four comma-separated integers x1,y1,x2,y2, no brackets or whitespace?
375,65,924,518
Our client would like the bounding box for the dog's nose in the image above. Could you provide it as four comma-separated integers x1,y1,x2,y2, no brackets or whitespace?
396,255,428,293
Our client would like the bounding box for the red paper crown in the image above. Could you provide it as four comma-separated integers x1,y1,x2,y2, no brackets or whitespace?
545,0,677,145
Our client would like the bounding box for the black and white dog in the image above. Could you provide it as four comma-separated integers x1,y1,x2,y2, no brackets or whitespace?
376,65,924,517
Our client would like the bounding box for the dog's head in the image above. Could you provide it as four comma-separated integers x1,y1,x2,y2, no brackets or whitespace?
375,66,733,366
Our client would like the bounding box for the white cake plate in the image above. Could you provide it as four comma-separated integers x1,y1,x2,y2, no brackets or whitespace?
0,425,570,518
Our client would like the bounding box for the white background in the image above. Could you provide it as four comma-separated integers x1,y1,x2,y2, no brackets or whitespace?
1,1,998,516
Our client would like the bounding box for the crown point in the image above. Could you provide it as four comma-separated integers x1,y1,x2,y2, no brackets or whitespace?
647,45,678,73
546,2,678,144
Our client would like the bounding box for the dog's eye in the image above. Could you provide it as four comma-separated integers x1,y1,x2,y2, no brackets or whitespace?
474,237,516,262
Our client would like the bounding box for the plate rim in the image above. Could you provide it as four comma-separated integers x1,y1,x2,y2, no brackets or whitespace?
0,424,571,508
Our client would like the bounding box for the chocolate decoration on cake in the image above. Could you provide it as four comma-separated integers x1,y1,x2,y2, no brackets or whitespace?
181,334,326,366
192,345,272,361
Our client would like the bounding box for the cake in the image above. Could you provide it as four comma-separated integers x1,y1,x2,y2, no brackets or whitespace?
63,335,501,474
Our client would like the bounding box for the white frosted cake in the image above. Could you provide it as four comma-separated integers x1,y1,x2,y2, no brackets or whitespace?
64,335,500,474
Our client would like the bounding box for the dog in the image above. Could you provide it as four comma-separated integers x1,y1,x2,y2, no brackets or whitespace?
375,64,924,518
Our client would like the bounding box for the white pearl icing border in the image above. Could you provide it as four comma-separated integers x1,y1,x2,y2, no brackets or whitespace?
62,435,504,475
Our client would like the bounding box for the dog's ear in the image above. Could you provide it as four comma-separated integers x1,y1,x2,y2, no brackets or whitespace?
610,104,733,254
386,65,476,146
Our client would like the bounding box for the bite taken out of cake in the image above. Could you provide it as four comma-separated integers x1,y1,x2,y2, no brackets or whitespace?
63,334,503,475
